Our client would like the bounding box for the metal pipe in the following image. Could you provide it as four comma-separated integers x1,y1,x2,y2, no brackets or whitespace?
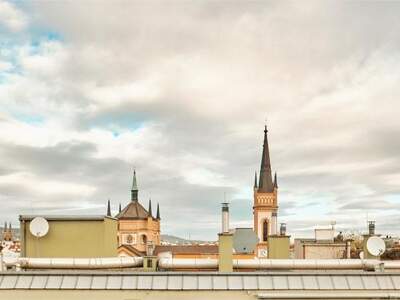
383,261,400,269
13,257,143,269
158,258,389,270
221,203,229,233
159,257,217,269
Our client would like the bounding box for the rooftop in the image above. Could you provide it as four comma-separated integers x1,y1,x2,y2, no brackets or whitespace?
19,215,115,221
1,271,400,291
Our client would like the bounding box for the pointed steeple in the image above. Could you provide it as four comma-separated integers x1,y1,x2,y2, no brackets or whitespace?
106,199,111,217
8,222,12,232
148,199,152,217
274,172,278,189
3,222,7,233
119,203,122,213
156,203,160,220
131,169,138,202
258,125,274,192
254,171,258,188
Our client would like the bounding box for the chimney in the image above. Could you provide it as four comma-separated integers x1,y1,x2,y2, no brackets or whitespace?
368,221,375,235
221,203,229,233
218,203,233,272
280,223,287,236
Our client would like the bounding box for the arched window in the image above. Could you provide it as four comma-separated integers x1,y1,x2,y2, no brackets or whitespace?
263,219,269,242
141,234,147,245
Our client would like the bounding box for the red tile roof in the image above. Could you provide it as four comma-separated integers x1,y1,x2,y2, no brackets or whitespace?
154,245,218,255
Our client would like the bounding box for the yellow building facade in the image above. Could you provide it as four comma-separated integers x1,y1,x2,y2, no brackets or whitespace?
19,215,118,258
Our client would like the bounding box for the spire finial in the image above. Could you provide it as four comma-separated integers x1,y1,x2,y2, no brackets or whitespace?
148,198,152,217
131,169,138,201
106,199,111,217
254,171,258,188
156,203,160,219
119,203,122,213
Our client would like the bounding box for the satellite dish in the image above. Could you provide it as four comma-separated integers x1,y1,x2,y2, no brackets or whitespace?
30,217,49,237
233,228,258,254
359,251,364,259
366,236,386,256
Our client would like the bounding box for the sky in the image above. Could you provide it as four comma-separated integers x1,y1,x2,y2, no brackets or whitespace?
0,0,399,241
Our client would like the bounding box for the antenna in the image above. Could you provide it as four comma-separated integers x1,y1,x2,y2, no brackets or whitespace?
366,236,386,256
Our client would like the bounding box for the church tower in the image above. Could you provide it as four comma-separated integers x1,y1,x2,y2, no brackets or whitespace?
116,170,161,256
253,126,278,255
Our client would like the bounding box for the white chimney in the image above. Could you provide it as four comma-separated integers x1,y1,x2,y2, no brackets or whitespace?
221,203,229,233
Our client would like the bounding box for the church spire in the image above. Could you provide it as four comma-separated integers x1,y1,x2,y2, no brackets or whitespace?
131,169,138,202
254,171,258,188
119,203,122,213
148,199,152,217
106,199,111,217
156,203,160,219
258,125,274,192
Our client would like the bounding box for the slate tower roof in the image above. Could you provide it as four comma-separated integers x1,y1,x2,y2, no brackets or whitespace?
258,125,274,192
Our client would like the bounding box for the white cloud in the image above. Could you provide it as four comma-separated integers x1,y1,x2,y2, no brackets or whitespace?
0,0,27,32
0,1,400,239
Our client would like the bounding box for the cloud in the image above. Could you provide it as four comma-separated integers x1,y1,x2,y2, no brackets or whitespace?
0,1,400,239
0,1,27,32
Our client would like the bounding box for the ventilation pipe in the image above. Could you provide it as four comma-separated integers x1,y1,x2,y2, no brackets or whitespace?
271,212,278,235
221,202,229,233
280,223,287,236
368,221,375,235
158,258,399,271
346,240,352,259
13,257,143,269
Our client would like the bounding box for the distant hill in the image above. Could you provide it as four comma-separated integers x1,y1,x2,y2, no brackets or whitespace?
161,234,214,245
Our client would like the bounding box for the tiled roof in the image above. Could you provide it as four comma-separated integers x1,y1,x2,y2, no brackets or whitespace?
1,272,400,291
154,245,218,255
116,201,150,220
118,245,145,257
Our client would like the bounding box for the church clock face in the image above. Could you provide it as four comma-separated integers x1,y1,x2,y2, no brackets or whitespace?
127,234,133,244
123,233,136,245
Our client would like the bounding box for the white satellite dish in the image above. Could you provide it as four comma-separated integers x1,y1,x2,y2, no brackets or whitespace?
366,236,386,256
30,217,49,238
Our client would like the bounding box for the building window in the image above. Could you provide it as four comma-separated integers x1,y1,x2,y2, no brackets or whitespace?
141,234,147,245
263,219,269,242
